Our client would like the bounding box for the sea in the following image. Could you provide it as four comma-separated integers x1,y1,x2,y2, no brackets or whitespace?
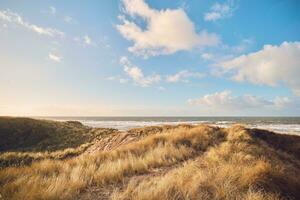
40,116,300,136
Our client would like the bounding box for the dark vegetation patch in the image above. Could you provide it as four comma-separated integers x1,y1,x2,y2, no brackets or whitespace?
0,117,105,152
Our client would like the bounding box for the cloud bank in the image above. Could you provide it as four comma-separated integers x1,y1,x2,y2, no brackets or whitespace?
188,90,296,113
219,41,300,96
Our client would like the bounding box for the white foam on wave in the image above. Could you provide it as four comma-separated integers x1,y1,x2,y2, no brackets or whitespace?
79,120,208,130
246,124,300,135
80,120,300,136
47,118,300,136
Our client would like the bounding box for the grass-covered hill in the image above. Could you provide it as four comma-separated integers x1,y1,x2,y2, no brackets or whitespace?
0,119,300,200
0,117,117,167
0,117,106,152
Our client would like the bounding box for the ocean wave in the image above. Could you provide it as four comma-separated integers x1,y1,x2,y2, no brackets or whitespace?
77,120,300,135
44,117,300,136
79,120,207,130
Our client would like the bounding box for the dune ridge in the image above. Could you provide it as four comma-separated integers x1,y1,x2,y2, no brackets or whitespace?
0,118,299,200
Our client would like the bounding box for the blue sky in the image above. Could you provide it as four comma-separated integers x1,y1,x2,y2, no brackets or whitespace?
0,0,300,116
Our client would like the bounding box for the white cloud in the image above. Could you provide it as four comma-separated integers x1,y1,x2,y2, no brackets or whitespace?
188,90,295,112
49,6,56,15
106,76,129,84
46,7,75,24
48,53,62,62
106,76,115,81
219,41,300,96
120,56,130,65
119,78,129,84
273,96,292,108
64,16,75,24
117,0,219,57
204,1,236,21
166,70,205,83
158,86,166,91
201,53,214,60
83,35,91,45
74,35,95,46
0,9,64,37
120,57,160,87
2,23,7,28
230,38,254,53
200,39,254,66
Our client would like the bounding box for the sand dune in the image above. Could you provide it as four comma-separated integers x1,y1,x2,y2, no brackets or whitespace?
0,118,300,200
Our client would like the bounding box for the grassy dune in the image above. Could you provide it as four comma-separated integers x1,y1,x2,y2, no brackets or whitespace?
113,126,300,200
0,117,99,152
0,118,300,200
0,117,117,168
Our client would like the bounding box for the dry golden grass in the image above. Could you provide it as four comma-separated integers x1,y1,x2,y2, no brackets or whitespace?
0,142,92,168
112,125,300,200
0,122,300,200
0,125,224,200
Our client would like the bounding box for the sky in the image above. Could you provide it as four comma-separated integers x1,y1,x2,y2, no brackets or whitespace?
0,0,300,116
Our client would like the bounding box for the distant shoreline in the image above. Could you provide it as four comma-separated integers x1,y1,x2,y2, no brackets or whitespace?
35,116,300,136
